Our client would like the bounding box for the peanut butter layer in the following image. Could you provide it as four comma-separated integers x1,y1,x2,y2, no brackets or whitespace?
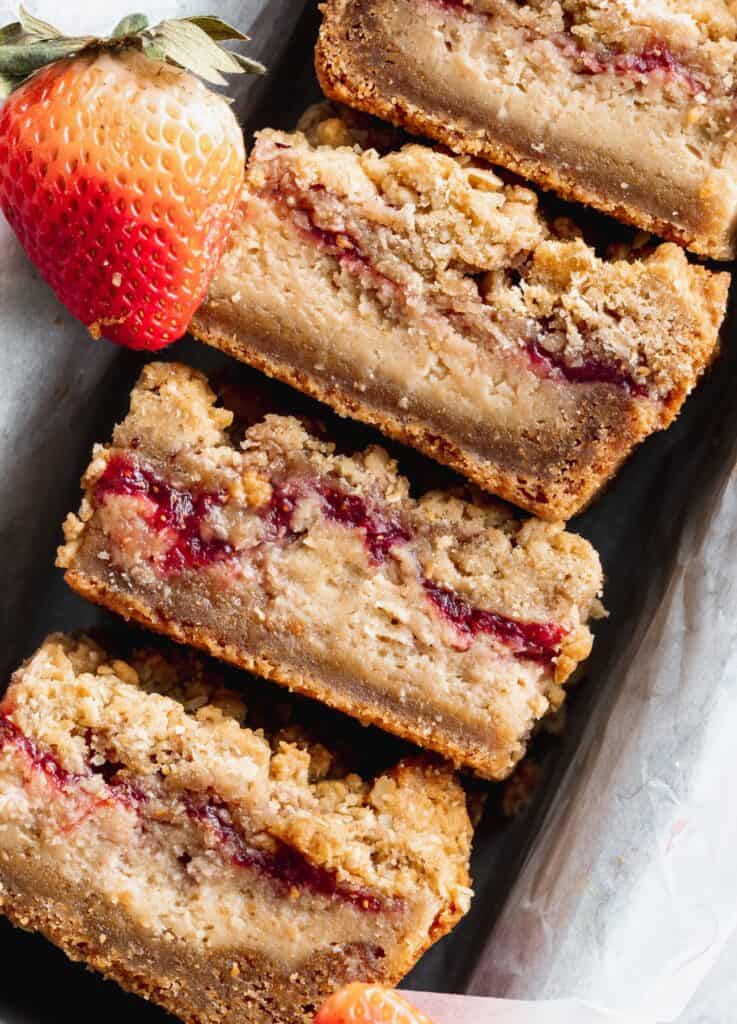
316,0,737,259
192,107,728,518
0,635,472,1024
58,362,605,779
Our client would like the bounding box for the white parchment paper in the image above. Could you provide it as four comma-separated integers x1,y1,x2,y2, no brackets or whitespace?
1,3,735,1023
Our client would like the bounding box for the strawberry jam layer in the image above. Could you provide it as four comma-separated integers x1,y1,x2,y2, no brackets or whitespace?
0,714,392,913
185,796,392,912
0,714,76,790
266,482,411,564
264,176,654,400
266,478,565,665
95,452,564,666
95,456,234,573
423,581,566,664
572,41,709,95
526,340,648,398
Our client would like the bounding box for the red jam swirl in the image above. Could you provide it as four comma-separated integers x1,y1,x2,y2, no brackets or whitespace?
0,713,393,913
266,482,410,564
526,340,649,397
185,796,391,912
0,714,77,790
422,1,709,95
575,42,709,95
95,456,234,573
425,0,475,12
0,715,144,808
319,485,412,562
423,580,566,664
266,482,565,664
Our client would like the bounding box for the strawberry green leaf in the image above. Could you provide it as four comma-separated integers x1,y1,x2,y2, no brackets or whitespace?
0,22,25,45
0,9,265,87
111,14,149,38
18,4,62,39
185,15,250,42
153,17,264,83
0,36,92,75
0,69,22,96
154,20,231,85
141,37,168,62
167,18,244,74
230,51,266,74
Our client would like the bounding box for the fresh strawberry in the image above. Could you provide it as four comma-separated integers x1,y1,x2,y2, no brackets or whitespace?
314,985,437,1024
0,8,264,349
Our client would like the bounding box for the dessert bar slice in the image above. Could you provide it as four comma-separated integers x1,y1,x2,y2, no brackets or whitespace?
191,109,729,520
317,0,737,260
0,634,472,1024
58,362,604,779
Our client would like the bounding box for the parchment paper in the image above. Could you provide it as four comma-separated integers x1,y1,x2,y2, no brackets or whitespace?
1,3,735,1022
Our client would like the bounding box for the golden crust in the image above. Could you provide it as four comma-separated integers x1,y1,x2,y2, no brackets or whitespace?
315,0,737,259
0,883,407,1024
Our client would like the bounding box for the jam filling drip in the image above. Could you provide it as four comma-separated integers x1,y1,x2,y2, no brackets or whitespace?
95,456,234,573
0,713,391,913
423,580,566,664
526,340,649,398
266,482,410,564
185,796,390,913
